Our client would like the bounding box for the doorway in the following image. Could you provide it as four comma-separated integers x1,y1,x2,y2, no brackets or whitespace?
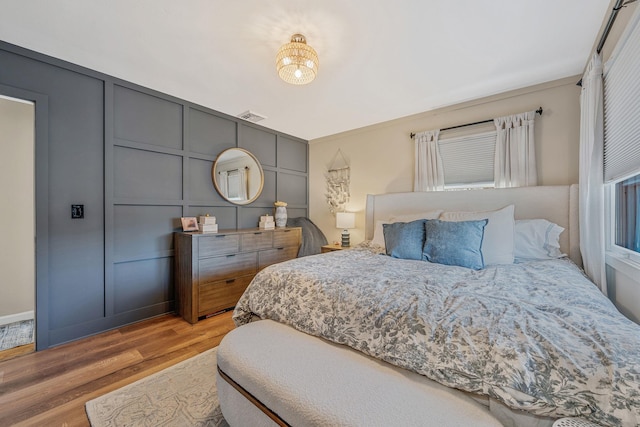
0,94,35,357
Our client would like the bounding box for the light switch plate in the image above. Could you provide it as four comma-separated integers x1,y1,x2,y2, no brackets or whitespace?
71,204,84,219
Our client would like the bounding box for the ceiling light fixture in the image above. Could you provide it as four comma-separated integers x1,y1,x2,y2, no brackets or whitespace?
276,34,319,85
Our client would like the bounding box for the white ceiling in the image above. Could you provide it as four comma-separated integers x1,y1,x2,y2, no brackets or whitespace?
0,0,611,140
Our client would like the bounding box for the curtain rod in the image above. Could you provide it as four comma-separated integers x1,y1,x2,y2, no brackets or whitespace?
410,107,543,139
598,0,636,54
217,166,249,174
577,0,636,86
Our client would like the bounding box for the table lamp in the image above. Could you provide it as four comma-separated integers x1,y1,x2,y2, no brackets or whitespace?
336,212,356,247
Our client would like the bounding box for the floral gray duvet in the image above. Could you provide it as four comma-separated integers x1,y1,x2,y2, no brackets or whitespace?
233,248,640,426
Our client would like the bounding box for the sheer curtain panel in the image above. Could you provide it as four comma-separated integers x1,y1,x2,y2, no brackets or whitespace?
414,130,444,192
239,167,248,201
579,53,607,294
493,111,537,188
217,170,228,198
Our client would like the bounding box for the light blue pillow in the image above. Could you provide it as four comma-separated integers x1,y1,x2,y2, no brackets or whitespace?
383,219,426,260
422,219,488,270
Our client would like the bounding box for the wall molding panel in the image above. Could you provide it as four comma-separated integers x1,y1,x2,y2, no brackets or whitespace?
0,41,308,349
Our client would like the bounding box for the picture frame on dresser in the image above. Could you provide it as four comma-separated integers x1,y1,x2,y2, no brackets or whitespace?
180,217,199,231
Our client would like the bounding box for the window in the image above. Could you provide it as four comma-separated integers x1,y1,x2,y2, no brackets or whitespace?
438,122,496,190
226,170,243,200
614,175,640,254
603,5,640,259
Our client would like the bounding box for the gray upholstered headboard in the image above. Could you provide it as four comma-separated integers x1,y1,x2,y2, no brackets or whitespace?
365,185,581,267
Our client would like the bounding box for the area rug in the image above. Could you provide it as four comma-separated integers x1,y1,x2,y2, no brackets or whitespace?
0,319,34,351
85,348,228,427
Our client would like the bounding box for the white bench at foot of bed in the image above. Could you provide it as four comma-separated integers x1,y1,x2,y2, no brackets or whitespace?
216,320,504,427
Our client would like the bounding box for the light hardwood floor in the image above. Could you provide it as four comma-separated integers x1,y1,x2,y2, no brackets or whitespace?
0,311,235,426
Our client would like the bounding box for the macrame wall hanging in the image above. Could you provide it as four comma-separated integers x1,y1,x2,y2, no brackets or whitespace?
325,149,350,214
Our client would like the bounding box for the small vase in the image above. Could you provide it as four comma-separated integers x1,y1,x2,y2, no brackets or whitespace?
275,206,287,227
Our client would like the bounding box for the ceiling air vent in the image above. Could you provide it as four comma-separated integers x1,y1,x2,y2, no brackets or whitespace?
237,110,267,123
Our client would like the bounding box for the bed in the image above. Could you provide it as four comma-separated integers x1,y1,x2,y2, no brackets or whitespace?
216,185,640,427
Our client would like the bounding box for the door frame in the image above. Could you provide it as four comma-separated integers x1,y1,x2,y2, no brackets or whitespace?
0,84,49,350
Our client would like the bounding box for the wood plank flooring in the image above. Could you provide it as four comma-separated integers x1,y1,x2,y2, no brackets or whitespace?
0,311,235,427
0,344,35,363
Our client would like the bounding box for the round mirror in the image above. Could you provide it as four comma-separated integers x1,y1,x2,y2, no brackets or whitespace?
212,148,264,205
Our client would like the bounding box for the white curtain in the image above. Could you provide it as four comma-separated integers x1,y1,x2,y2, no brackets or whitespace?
217,170,228,198
414,129,444,191
239,167,248,200
579,53,607,295
493,111,537,188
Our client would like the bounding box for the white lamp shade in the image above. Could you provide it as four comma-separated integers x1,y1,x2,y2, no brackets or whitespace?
336,212,356,229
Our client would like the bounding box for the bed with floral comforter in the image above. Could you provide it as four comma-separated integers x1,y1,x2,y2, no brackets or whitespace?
233,247,640,426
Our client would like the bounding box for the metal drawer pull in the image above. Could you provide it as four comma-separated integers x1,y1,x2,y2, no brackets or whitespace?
226,254,236,258
277,247,284,250
254,232,262,235
226,279,236,284
283,229,291,232
215,234,226,238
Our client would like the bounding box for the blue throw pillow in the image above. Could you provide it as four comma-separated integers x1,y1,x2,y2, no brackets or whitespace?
383,220,426,260
422,219,488,270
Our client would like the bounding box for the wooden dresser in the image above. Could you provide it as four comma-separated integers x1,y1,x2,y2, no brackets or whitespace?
175,227,301,323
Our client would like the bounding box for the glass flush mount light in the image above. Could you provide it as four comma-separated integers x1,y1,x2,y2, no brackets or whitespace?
276,34,319,85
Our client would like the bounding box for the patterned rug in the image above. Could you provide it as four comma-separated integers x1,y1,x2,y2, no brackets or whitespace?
85,348,228,427
0,319,34,351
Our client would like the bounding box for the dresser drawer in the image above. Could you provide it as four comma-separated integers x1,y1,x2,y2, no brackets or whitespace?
241,231,273,252
199,234,241,257
258,246,298,270
273,229,301,248
198,274,254,316
199,252,257,283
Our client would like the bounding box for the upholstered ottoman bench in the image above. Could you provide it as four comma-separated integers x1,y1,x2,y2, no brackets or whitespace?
216,320,503,427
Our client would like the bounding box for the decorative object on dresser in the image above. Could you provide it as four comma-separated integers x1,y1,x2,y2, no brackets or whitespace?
336,211,356,247
198,215,218,233
274,201,287,227
174,227,301,324
258,214,275,230
180,217,199,232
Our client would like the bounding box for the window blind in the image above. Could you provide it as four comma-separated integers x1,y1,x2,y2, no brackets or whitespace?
603,8,640,183
438,125,496,186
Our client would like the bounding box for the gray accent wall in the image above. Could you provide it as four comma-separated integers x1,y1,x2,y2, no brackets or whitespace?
0,41,308,349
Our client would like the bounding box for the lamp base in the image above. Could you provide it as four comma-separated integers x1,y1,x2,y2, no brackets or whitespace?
341,230,350,247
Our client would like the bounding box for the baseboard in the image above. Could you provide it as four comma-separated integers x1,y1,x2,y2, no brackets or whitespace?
0,311,35,327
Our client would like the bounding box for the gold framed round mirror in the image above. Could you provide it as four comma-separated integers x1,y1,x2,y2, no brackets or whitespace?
212,148,264,205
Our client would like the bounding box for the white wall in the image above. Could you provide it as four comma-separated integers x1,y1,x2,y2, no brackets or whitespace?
309,76,581,245
0,96,35,320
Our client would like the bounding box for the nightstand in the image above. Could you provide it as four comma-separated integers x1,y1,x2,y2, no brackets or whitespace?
321,243,351,253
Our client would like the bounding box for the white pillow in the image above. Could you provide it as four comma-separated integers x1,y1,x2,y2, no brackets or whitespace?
514,219,565,261
389,210,443,223
371,219,390,248
439,205,515,265
370,210,443,249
